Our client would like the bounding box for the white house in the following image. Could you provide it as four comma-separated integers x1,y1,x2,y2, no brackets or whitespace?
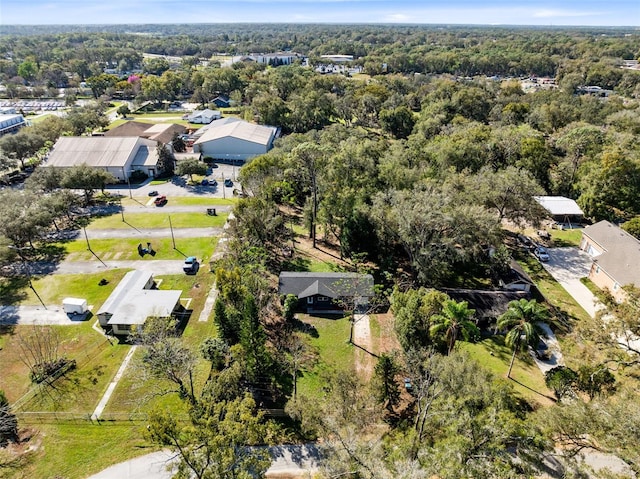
192,118,277,162
186,109,221,124
96,270,183,335
44,136,162,180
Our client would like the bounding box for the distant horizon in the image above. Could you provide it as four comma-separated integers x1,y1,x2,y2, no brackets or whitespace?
2,0,639,27
2,22,640,28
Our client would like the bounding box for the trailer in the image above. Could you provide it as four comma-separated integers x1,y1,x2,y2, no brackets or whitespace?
62,298,88,316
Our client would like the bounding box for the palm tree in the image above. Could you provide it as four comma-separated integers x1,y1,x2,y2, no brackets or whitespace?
429,299,479,354
497,299,549,378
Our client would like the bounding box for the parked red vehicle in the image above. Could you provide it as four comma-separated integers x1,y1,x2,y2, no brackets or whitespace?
154,195,167,206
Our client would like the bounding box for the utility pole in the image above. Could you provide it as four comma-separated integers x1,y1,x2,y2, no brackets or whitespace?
169,215,176,249
83,226,91,250
9,245,46,309
127,173,132,199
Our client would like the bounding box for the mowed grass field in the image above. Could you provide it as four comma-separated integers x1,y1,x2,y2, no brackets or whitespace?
0,195,224,477
56,236,218,262
86,211,228,229
0,266,218,478
295,315,354,398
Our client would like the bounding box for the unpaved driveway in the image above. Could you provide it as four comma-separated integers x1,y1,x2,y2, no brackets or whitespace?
86,444,320,479
352,313,374,380
540,247,603,318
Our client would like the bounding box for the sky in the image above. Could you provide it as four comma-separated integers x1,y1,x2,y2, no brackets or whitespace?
1,0,639,26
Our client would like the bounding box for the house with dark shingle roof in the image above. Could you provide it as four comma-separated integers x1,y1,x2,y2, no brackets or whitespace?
278,272,374,314
580,220,640,302
105,121,186,146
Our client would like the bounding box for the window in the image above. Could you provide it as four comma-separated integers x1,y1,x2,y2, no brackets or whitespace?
317,296,330,302
307,297,313,304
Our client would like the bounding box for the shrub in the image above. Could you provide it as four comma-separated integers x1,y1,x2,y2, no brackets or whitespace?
129,170,148,183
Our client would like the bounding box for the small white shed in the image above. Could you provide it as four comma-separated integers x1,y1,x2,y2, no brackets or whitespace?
62,298,88,315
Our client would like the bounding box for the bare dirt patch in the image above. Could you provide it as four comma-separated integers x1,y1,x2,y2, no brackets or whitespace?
352,314,374,381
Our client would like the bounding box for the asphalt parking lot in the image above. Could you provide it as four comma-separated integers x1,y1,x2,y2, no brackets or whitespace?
106,163,241,199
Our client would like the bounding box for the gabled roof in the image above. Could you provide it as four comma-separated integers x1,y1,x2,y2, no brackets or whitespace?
444,289,530,320
584,220,640,287
107,290,183,326
194,119,277,147
278,272,374,299
105,121,187,144
97,270,154,316
104,121,149,137
188,109,220,120
192,117,240,138
131,145,159,167
45,137,156,168
534,196,584,216
97,270,183,326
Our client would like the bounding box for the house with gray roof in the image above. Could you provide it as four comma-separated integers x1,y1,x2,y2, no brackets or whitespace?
193,118,277,163
186,109,221,124
96,270,183,335
44,136,163,180
278,272,374,314
580,220,640,302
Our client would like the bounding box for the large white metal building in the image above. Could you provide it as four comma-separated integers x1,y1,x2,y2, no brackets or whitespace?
44,136,162,180
0,113,27,136
192,118,277,162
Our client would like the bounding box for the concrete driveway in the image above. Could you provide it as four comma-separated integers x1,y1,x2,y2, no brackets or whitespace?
0,305,86,326
540,247,603,318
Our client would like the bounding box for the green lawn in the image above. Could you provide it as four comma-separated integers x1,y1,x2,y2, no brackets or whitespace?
0,266,219,477
459,337,556,406
550,228,583,247
87,211,228,230
0,319,129,408
21,269,129,306
103,268,217,415
56,236,218,262
7,422,154,479
29,114,57,124
295,315,354,398
280,256,342,273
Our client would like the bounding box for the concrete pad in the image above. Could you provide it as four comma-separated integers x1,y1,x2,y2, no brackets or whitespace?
0,305,86,326
541,247,604,318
